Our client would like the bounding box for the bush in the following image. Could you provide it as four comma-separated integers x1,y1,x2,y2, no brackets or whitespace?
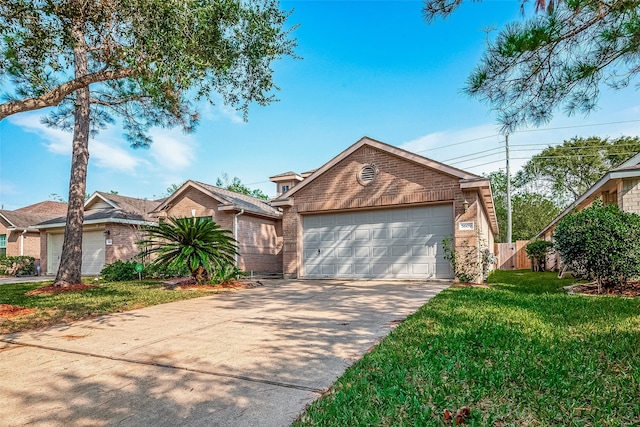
0,256,36,276
100,260,139,281
211,263,242,285
525,240,554,272
553,199,640,289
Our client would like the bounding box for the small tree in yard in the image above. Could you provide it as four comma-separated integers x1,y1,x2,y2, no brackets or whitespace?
525,240,554,272
553,200,640,292
138,217,237,285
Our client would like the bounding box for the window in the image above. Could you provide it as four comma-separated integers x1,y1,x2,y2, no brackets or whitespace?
281,185,290,193
0,234,6,257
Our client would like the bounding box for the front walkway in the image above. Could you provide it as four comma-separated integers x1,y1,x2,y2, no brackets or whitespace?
0,279,449,426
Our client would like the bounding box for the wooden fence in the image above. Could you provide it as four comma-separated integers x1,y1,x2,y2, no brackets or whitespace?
495,240,531,270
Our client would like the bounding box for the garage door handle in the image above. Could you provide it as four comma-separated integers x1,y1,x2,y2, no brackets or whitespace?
317,249,320,256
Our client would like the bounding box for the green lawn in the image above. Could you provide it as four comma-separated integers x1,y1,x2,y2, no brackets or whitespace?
294,270,640,426
0,280,216,334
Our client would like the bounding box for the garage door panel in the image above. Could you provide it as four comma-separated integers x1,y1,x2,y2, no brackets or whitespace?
303,205,454,279
354,230,370,240
372,228,388,239
336,247,352,257
372,246,388,257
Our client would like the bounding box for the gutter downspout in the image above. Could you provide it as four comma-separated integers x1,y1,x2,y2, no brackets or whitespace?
20,229,27,256
233,209,244,267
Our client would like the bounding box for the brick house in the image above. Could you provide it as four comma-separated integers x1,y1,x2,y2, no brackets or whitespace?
270,137,498,280
149,180,283,274
536,152,640,270
0,201,68,263
37,193,162,275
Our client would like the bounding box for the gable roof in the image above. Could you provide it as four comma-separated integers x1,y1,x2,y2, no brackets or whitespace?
273,136,481,201
37,192,164,229
15,201,68,216
270,136,498,233
0,201,68,230
151,180,282,219
536,151,640,238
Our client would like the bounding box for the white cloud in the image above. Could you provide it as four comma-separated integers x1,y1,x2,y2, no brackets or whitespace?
199,97,244,124
8,113,142,172
147,129,197,171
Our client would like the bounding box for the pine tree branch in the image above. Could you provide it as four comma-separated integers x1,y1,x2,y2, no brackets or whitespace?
0,68,137,120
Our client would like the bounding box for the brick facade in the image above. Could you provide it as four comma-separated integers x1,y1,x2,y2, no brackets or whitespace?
279,144,493,279
162,187,283,274
105,223,144,264
619,178,640,212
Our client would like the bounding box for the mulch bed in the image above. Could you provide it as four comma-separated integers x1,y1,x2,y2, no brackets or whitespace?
568,281,640,298
25,283,98,296
162,277,263,291
0,304,37,319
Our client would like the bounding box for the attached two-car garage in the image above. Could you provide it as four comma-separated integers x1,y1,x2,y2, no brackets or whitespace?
302,204,454,279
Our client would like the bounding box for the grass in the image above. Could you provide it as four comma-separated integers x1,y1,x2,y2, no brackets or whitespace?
0,279,216,334
293,270,640,426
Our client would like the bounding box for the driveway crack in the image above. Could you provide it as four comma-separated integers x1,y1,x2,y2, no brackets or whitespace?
0,338,324,394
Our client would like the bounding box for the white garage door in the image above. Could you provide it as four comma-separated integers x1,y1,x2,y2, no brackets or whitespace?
302,205,454,279
48,231,106,275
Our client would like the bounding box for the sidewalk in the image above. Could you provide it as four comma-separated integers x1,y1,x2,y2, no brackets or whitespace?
0,276,53,285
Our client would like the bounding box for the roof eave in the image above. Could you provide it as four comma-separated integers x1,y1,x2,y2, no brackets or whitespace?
536,168,640,238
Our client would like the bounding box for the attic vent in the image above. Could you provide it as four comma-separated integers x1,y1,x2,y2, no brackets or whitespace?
358,164,378,186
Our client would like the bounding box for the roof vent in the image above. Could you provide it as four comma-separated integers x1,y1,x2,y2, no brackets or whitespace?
358,164,378,186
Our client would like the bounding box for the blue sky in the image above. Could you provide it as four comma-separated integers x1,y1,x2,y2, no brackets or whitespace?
2,0,640,210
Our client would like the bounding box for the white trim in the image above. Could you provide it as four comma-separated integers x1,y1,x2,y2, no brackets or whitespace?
84,192,120,210
37,218,156,229
0,212,16,228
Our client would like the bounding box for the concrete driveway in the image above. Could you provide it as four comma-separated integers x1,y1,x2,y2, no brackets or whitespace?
0,279,449,426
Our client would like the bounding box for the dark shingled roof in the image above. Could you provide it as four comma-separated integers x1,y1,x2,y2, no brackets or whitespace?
192,181,281,218
36,193,165,227
0,201,68,229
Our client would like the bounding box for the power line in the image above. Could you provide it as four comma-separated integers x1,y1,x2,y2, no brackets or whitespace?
441,146,503,163
449,151,503,166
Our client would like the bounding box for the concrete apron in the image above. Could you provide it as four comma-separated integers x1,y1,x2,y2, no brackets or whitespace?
0,279,449,427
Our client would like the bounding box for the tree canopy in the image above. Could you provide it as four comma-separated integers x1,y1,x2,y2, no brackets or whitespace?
0,0,295,286
515,136,640,205
488,170,560,242
424,0,640,131
216,173,270,200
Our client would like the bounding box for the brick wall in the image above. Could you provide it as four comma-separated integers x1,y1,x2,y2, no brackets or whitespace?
163,187,283,274
105,224,143,264
236,214,282,274
281,145,485,278
619,178,640,213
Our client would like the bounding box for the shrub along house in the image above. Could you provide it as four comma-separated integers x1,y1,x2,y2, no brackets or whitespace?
270,137,498,281
536,152,640,270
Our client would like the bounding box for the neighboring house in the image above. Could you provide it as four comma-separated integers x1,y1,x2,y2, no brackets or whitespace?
150,180,283,274
37,193,163,275
270,137,498,280
536,152,640,270
0,201,68,260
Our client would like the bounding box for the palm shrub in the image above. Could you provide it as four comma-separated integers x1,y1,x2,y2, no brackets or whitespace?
553,199,640,290
138,217,238,285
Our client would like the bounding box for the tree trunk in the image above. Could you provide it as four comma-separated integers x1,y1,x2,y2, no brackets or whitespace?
54,18,90,287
